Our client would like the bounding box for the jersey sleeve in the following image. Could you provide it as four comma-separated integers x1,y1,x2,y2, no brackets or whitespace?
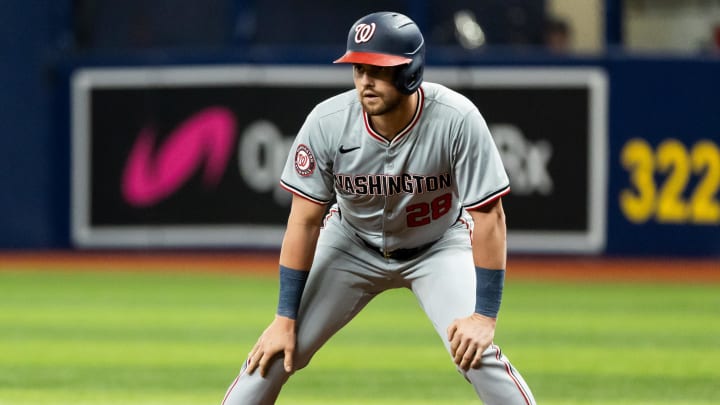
454,109,510,210
280,108,335,204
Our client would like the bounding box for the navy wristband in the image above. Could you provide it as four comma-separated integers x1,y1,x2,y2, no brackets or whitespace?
277,265,309,320
474,267,505,318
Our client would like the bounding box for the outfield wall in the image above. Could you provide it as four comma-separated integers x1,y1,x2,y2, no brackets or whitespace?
69,65,608,254
2,47,719,256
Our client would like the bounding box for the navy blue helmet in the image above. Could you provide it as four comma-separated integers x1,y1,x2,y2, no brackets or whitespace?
334,11,425,94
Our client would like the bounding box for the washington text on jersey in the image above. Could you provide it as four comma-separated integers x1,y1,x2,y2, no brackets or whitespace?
334,172,452,196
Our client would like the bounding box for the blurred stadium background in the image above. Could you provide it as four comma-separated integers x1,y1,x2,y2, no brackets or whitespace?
0,1,719,404
1,0,719,254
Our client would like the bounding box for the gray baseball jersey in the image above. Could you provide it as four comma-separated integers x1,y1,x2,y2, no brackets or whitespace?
222,82,535,405
280,82,510,252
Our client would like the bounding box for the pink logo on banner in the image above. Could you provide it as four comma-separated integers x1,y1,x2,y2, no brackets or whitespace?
122,107,236,207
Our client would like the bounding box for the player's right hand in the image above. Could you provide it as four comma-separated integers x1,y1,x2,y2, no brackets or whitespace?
246,315,297,377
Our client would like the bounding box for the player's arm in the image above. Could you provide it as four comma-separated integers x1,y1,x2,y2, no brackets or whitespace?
279,194,326,269
448,197,507,371
468,197,507,270
246,194,326,376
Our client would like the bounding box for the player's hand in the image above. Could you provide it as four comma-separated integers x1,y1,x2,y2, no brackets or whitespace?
246,315,297,377
447,313,497,371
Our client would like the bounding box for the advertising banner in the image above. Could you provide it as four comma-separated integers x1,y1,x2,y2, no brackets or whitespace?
428,69,607,253
72,66,607,253
607,60,720,256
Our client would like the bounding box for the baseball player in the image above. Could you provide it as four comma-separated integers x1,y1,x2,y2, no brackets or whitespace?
222,11,536,405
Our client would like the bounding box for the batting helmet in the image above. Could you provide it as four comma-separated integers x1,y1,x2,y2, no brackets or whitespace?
334,11,425,94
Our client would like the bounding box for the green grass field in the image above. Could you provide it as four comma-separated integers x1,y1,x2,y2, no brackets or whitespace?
1,267,719,405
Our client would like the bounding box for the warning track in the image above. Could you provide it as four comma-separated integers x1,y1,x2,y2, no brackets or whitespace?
1,251,718,283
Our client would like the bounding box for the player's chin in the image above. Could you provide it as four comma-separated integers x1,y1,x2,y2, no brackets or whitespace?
362,100,388,115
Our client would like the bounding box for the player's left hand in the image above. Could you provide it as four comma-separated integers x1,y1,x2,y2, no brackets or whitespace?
447,313,497,371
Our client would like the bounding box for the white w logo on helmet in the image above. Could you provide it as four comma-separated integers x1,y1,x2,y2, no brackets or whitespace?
354,23,376,43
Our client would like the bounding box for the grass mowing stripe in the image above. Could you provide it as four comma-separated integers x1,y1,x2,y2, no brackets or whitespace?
1,270,718,404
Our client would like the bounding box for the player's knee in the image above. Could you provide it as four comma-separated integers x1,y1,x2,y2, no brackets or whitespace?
292,354,312,371
288,346,319,372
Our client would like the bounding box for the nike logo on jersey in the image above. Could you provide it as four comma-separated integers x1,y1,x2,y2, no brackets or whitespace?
339,145,361,154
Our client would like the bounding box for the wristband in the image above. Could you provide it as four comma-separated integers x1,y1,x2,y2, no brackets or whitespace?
277,265,309,320
474,267,505,318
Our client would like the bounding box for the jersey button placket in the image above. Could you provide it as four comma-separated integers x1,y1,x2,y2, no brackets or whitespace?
385,148,394,170
381,148,393,257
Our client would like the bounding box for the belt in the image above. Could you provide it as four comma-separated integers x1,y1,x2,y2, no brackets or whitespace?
359,236,437,260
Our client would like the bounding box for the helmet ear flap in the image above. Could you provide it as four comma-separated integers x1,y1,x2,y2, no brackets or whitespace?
394,52,424,94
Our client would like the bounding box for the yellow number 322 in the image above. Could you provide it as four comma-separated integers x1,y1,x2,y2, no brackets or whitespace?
620,138,720,225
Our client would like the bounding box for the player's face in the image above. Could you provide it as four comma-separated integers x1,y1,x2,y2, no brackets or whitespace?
352,64,403,116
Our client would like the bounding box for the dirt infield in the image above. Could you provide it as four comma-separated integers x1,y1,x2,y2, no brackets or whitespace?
1,251,718,282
